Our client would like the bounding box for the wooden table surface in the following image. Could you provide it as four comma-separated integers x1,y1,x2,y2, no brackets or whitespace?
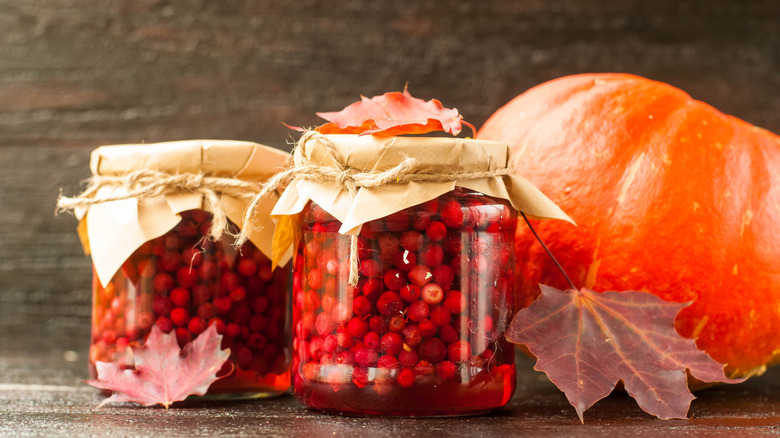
1,349,778,437
1,1,778,436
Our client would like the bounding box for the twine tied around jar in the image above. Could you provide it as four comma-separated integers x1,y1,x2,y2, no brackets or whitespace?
56,170,264,243
237,130,515,286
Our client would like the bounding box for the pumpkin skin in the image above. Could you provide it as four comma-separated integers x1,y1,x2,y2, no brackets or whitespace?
477,73,780,379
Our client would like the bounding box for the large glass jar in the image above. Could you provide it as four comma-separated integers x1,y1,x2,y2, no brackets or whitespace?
291,188,517,415
89,210,291,398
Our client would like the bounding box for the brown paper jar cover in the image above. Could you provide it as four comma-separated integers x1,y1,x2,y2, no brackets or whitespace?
76,139,290,286
270,134,573,265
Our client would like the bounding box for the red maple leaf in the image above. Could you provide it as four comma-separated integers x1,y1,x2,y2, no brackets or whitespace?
506,284,745,422
312,86,475,137
86,324,231,408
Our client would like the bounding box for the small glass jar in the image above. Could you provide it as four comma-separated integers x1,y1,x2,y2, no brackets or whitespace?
291,188,517,415
89,210,291,398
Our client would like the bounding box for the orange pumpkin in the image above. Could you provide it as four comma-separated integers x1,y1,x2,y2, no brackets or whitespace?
477,73,780,379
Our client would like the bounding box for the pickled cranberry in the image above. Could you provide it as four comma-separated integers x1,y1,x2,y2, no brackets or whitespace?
383,269,406,291
188,316,207,335
399,284,421,302
331,303,351,324
181,247,202,266
363,331,381,351
377,354,399,369
170,308,189,327
155,316,173,333
352,296,372,316
408,265,433,286
425,220,447,241
230,287,247,303
354,348,378,367
362,278,383,297
432,265,454,291
170,288,190,307
377,234,400,262
421,283,444,305
307,268,323,289
336,332,355,349
420,244,444,267
402,324,422,347
192,285,212,306
198,260,218,280
430,306,452,328
225,323,242,339
407,300,430,322
376,292,403,316
418,319,436,338
220,272,241,293
447,340,472,362
368,315,383,334
237,258,257,277
384,210,410,232
153,295,174,315
443,290,466,314
394,250,417,271
213,296,232,315
381,332,403,355
351,367,369,388
102,329,117,344
388,315,406,332
153,273,174,292
418,338,447,363
309,338,324,361
436,360,457,381
347,317,369,339
359,259,381,278
400,231,423,251
176,267,199,288
396,368,415,388
398,349,418,367
440,199,464,229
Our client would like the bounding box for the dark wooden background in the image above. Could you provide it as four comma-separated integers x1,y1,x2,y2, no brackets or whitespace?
1,0,778,431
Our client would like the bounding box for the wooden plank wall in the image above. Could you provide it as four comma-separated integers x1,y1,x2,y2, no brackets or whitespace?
1,0,778,356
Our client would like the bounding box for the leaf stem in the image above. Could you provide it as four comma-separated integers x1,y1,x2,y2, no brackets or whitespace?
520,212,578,290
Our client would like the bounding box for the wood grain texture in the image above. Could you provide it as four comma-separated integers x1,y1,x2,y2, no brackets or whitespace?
0,0,777,149
1,353,778,436
0,0,778,419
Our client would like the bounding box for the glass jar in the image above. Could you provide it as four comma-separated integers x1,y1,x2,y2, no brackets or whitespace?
89,210,291,398
291,188,517,415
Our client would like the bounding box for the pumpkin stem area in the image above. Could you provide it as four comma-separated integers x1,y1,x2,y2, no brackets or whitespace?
520,212,578,291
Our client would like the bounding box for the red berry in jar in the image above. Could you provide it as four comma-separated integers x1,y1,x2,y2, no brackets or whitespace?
292,189,517,416
89,210,291,399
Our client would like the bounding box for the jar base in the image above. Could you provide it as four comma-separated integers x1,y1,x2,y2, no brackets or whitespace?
294,363,515,417
306,407,493,418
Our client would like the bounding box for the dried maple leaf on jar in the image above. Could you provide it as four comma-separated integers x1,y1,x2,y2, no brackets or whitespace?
291,86,475,137
86,324,230,408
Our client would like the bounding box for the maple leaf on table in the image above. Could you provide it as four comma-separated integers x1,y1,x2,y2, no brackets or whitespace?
86,324,230,408
506,285,745,422
311,86,476,137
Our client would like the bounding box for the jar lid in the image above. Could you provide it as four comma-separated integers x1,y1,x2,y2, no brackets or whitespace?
90,139,288,180
270,133,572,266
74,140,290,286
